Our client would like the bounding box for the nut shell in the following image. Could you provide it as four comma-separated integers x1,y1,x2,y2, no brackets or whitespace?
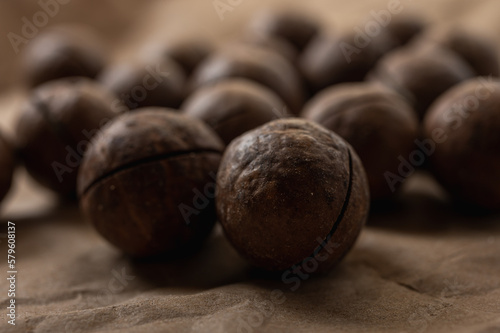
190,45,304,114
141,39,212,77
303,83,419,199
78,109,224,256
216,118,369,271
414,27,499,77
247,10,320,52
22,26,105,87
182,79,286,145
99,59,185,110
15,78,120,196
423,78,500,210
384,15,426,46
300,31,396,93
370,45,475,117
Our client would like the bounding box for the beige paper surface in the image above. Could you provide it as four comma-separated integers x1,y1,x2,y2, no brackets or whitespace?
1,1,500,332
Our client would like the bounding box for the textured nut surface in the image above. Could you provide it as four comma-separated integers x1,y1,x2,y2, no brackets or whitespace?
0,133,15,203
78,109,224,256
216,118,369,271
190,45,304,115
424,78,500,210
369,45,475,117
22,26,105,88
15,78,120,196
303,83,419,199
182,79,286,145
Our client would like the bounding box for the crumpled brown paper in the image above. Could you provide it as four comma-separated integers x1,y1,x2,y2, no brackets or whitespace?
1,0,500,332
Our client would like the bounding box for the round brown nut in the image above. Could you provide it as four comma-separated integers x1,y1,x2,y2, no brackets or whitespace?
423,77,500,210
142,39,212,77
99,58,185,110
303,82,419,200
383,14,426,46
190,45,304,115
0,133,15,204
369,45,475,118
182,79,287,145
216,118,370,272
247,10,320,52
300,30,397,93
240,34,298,64
15,78,121,196
413,27,500,77
22,26,106,88
78,109,224,256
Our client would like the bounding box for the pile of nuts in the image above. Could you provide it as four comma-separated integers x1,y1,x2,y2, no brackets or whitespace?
3,9,500,273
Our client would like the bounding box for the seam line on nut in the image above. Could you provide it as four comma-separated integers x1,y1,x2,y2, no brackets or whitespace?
79,149,222,197
301,147,354,265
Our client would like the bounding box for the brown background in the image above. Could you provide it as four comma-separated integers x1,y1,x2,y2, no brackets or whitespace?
1,0,500,332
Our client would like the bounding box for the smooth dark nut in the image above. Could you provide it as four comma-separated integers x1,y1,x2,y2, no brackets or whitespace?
190,45,304,114
15,78,121,196
99,58,185,110
369,44,475,118
78,109,224,257
423,77,500,210
0,133,15,204
303,82,419,199
247,10,320,52
22,26,106,88
216,118,369,271
182,79,286,145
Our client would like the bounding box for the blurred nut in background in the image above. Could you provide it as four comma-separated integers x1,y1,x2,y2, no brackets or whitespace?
99,58,186,110
142,39,213,77
182,78,286,145
383,14,427,46
412,27,500,77
15,78,122,197
216,118,369,271
423,77,500,210
240,34,298,64
78,109,224,257
300,30,396,93
303,82,419,200
369,44,475,118
0,133,15,204
247,9,320,53
190,44,305,114
22,26,106,88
